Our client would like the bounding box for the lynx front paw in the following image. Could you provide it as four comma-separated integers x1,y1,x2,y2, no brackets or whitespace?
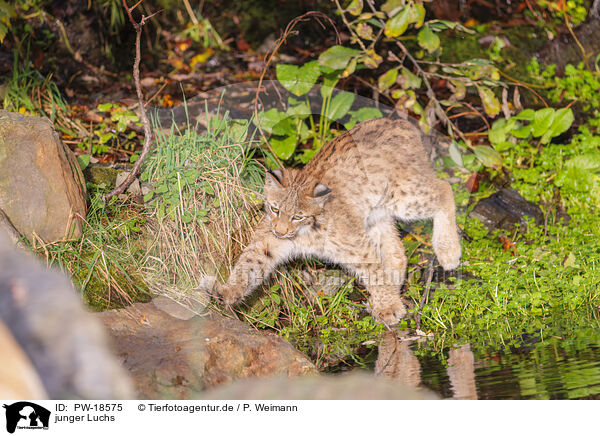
198,276,244,306
436,243,461,270
368,293,407,326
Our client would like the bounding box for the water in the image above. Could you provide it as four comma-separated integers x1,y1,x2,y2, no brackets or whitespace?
371,327,600,399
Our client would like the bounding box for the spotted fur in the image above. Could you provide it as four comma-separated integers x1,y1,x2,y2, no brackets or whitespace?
211,118,461,325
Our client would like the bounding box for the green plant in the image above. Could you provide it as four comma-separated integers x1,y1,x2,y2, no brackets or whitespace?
36,189,150,310
86,103,141,155
260,60,382,163
0,0,16,42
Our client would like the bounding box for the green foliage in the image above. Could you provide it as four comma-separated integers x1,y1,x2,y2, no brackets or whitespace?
144,113,262,225
86,103,141,155
263,61,383,163
36,190,151,310
0,0,16,42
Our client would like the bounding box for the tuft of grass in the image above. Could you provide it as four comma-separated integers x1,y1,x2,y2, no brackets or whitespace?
35,190,151,310
2,47,85,137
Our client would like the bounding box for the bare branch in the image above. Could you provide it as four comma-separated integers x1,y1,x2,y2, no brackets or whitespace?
103,0,161,203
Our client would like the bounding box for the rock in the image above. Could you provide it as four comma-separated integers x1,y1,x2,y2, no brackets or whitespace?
82,163,119,187
0,319,48,399
0,232,134,399
536,18,600,73
202,372,438,400
469,188,543,233
0,110,87,243
97,301,317,399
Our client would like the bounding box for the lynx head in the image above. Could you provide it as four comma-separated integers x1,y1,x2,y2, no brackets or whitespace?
263,168,331,239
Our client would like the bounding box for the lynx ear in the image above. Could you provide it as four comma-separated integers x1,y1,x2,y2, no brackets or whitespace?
265,169,284,188
313,182,331,199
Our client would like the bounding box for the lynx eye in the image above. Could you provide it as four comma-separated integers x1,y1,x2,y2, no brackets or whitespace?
270,205,280,215
291,215,305,222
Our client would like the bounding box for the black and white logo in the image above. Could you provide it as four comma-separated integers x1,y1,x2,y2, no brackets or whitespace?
2,402,50,434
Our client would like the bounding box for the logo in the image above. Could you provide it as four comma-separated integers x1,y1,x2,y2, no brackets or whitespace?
2,402,50,434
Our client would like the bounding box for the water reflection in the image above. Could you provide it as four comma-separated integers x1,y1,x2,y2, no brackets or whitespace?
375,327,600,400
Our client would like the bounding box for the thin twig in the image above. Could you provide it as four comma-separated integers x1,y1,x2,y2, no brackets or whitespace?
103,0,161,202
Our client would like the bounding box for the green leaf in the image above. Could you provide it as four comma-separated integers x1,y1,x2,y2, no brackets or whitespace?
378,68,398,91
259,109,286,135
346,0,363,16
511,124,531,139
514,109,535,121
349,107,383,122
384,6,411,37
565,153,600,172
97,103,113,111
326,91,355,120
449,141,463,167
286,99,311,118
548,108,574,138
412,3,426,28
270,135,297,160
399,67,422,89
477,86,500,118
318,45,361,70
276,61,321,96
473,145,503,169
77,154,90,171
417,25,440,53
531,108,555,138
143,191,154,202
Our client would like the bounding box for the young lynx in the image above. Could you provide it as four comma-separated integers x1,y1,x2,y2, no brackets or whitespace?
208,118,461,325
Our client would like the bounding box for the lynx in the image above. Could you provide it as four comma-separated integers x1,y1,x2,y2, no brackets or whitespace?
208,118,461,325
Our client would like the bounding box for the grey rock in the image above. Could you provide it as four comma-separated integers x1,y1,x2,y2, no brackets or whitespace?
0,110,87,242
0,232,134,399
470,188,543,233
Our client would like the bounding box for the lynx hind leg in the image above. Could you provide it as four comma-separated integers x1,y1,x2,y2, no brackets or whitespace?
431,180,461,270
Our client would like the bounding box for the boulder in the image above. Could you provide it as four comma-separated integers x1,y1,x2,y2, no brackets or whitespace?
0,232,134,399
0,110,87,243
97,299,317,399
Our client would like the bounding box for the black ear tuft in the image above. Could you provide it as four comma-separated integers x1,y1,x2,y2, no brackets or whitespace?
313,183,331,198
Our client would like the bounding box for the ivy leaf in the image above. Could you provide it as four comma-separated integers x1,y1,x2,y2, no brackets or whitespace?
473,145,503,169
378,68,398,91
276,61,321,96
477,86,501,118
531,108,555,138
327,91,355,120
417,25,440,53
384,6,411,37
318,45,361,70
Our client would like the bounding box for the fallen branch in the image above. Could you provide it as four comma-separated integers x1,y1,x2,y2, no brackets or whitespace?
103,0,161,203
